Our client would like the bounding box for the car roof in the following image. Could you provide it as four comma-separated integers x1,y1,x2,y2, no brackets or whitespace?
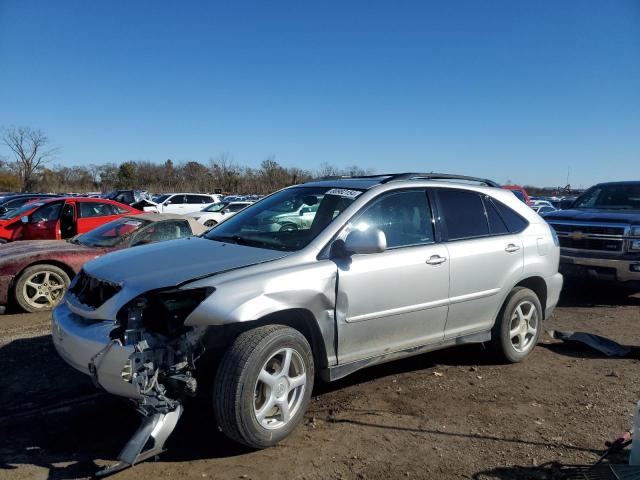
298,173,500,190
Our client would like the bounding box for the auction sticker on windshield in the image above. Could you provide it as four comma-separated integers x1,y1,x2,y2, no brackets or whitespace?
325,188,362,199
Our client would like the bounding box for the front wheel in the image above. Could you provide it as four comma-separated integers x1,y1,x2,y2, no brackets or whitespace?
213,325,314,448
490,287,542,363
204,220,218,227
14,264,70,313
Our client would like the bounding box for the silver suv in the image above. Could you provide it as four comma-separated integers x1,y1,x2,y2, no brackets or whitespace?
52,173,562,471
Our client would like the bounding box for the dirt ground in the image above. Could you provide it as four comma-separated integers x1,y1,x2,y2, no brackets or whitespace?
1,282,639,480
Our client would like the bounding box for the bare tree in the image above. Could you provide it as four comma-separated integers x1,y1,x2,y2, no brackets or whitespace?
1,126,59,191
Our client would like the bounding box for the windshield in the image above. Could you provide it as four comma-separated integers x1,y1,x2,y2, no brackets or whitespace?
572,185,640,211
202,202,228,212
75,217,150,247
204,186,362,251
0,201,45,220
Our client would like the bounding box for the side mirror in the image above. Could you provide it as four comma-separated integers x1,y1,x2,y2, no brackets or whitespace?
344,227,387,255
299,207,310,216
20,216,29,224
163,201,171,206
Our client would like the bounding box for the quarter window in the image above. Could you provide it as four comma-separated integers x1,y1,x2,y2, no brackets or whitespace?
351,190,434,248
437,189,490,240
483,197,509,234
490,199,529,233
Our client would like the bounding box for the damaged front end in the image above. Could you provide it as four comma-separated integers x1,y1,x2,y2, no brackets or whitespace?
53,286,213,476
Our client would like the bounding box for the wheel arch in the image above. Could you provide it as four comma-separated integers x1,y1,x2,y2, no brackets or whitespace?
243,308,329,370
513,276,548,318
12,260,76,291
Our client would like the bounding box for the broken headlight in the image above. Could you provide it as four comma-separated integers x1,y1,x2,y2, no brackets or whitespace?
116,287,214,339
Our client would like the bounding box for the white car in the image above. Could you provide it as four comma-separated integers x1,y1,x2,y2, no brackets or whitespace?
143,193,219,215
187,201,253,227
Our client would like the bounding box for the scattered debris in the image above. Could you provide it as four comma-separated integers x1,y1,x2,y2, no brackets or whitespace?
433,371,444,377
548,330,632,357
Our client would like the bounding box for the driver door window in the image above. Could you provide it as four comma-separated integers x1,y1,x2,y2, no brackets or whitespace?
336,189,449,363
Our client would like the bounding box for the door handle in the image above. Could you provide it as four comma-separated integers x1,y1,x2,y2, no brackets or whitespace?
505,243,521,253
426,255,447,265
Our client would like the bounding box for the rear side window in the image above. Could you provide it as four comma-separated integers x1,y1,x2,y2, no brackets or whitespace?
490,198,529,233
111,204,129,214
79,202,115,218
437,189,489,240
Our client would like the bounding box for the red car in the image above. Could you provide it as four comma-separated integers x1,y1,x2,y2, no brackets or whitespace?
502,185,532,206
0,213,206,313
0,197,141,243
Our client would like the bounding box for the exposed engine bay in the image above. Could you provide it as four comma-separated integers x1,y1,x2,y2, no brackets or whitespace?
88,294,209,476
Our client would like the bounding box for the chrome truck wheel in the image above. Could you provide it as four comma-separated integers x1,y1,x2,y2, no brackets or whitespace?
213,325,314,448
490,287,542,363
15,264,70,313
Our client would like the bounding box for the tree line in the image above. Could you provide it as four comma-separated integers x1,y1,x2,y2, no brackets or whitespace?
1,126,371,194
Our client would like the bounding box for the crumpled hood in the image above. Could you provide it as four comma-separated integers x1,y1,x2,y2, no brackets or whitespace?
0,240,94,260
83,236,290,291
545,209,640,225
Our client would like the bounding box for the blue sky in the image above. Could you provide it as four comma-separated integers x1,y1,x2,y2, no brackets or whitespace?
1,0,638,188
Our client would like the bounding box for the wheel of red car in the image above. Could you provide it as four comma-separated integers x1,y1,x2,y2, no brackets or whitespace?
14,264,71,313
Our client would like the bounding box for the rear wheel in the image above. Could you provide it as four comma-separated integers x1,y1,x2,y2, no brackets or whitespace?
213,325,314,448
14,264,70,313
490,287,542,363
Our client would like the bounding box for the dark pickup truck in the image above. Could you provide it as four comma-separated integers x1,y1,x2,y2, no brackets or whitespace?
545,181,640,287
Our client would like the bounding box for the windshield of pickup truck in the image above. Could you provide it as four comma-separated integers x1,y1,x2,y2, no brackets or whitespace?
204,186,361,251
573,184,640,211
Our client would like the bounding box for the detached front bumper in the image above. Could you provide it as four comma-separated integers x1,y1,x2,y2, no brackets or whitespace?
52,302,142,400
560,253,640,284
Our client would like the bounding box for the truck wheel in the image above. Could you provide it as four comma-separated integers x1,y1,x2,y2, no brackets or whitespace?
14,264,70,313
490,287,542,363
213,325,314,448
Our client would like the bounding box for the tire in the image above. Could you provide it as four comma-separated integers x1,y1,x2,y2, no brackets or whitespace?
213,325,314,449
204,220,218,227
14,264,71,313
0,239,8,244
490,287,542,363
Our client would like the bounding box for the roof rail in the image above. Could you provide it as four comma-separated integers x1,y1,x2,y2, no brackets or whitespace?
377,173,500,187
